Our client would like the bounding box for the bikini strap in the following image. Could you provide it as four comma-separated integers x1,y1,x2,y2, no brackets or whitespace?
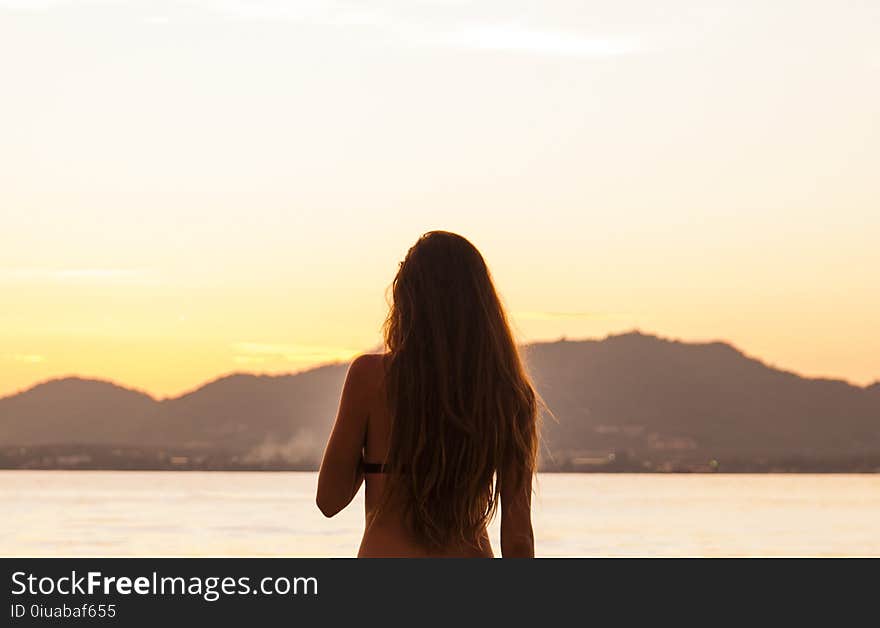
361,461,387,474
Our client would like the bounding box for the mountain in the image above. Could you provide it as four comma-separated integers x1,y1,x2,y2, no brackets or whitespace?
0,365,348,469
1,332,878,471
0,377,158,446
524,333,879,468
151,365,347,460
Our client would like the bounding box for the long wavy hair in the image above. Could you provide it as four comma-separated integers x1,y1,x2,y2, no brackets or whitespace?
381,231,538,550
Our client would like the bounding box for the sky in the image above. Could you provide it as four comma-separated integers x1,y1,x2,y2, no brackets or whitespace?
1,0,878,398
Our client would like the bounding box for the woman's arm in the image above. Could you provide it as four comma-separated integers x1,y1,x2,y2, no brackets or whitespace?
316,356,374,517
500,461,535,558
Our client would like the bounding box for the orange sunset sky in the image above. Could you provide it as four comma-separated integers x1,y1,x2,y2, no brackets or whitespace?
1,1,878,398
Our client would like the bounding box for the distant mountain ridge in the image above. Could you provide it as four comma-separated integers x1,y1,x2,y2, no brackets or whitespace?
1,332,878,471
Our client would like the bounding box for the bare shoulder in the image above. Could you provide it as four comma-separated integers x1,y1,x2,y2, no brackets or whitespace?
347,353,387,391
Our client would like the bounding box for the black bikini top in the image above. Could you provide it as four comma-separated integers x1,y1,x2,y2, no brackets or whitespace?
361,460,388,474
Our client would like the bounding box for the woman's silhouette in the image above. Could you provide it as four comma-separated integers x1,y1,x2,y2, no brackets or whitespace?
316,231,538,557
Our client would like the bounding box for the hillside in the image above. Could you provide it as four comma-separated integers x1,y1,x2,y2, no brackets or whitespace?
1,333,878,471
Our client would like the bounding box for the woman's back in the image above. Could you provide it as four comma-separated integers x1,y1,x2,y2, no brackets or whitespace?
353,354,494,557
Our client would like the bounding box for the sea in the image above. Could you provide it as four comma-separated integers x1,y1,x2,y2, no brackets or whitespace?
3,471,878,557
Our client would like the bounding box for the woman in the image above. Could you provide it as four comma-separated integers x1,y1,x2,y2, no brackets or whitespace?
316,231,539,557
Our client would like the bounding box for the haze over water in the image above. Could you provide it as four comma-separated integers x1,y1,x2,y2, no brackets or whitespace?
3,471,879,557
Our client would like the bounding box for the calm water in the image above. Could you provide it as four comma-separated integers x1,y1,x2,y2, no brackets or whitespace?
3,471,879,557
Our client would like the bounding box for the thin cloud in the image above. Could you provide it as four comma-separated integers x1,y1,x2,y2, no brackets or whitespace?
198,2,646,56
0,268,158,285
0,0,67,8
5,354,46,363
444,24,641,57
232,355,268,365
214,4,646,57
176,0,390,25
514,310,628,321
1,1,648,58
231,342,360,365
